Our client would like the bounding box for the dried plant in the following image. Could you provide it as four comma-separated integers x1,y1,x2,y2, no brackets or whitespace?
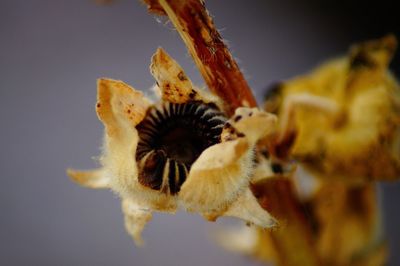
68,0,400,265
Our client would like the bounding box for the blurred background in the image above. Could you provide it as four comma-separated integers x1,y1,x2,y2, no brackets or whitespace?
1,0,399,265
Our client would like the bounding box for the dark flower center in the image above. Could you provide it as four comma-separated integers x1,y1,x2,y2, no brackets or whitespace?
136,101,226,194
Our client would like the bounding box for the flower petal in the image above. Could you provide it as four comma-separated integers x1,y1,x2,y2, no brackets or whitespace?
179,138,253,213
224,188,277,228
179,107,277,223
150,48,202,103
226,107,278,145
67,168,109,189
96,78,151,137
96,79,149,198
122,198,153,246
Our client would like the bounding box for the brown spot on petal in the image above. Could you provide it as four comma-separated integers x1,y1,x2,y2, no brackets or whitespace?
234,115,242,122
223,122,232,129
178,71,187,81
237,132,245,138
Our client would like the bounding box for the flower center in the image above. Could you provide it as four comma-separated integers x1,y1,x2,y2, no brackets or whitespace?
136,101,226,194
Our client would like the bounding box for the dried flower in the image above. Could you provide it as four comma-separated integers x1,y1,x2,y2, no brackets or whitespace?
267,35,400,182
68,48,277,245
68,0,399,264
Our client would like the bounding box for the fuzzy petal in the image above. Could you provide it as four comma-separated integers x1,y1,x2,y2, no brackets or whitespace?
179,138,253,213
122,198,153,246
70,80,149,194
94,78,153,198
227,107,278,145
67,168,109,189
180,108,277,220
150,48,201,103
224,188,277,228
96,78,151,137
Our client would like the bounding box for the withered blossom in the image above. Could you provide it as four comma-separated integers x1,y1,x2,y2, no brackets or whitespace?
68,48,277,245
68,0,400,264
267,35,400,182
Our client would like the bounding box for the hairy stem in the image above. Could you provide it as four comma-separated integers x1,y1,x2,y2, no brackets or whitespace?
144,0,257,115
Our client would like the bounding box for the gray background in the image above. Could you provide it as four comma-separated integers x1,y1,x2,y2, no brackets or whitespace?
1,0,399,265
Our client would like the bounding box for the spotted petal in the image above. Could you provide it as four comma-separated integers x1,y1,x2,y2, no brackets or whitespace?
150,48,202,103
69,79,151,197
96,78,151,137
179,108,277,227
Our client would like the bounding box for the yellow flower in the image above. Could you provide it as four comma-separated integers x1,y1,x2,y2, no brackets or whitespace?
266,35,400,182
68,48,277,245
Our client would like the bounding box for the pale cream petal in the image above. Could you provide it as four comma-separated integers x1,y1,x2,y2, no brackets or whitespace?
180,108,277,219
94,78,179,212
67,168,109,189
121,198,153,247
179,138,253,213
223,188,277,228
68,80,146,195
150,48,202,103
227,107,278,144
96,78,151,137
95,79,151,197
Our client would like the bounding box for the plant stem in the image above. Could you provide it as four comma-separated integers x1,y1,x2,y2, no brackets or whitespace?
144,0,257,115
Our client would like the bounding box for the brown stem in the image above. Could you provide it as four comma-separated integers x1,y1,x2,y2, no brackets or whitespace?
144,0,257,115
